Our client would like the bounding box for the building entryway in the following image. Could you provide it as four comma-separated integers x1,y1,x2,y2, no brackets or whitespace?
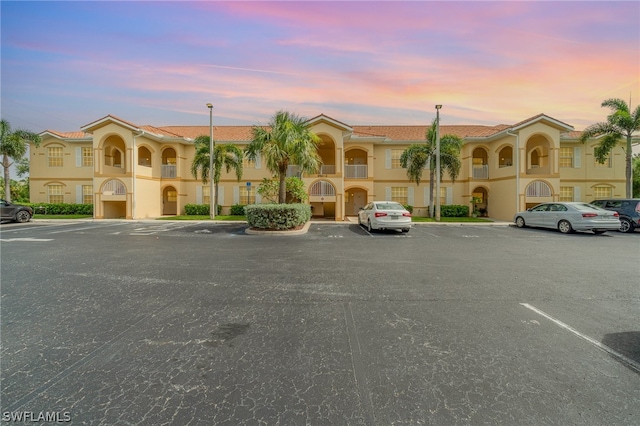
345,188,367,216
162,186,177,215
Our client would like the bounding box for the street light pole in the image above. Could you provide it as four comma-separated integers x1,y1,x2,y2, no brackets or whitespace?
207,103,215,220
435,105,442,222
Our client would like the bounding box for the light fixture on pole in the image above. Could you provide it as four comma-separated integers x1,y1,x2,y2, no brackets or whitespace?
435,105,442,222
207,103,215,220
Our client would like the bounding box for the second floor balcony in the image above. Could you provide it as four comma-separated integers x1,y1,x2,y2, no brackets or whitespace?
345,164,368,179
472,164,489,179
162,164,177,178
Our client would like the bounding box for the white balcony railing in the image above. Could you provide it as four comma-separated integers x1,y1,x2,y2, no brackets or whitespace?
286,165,301,177
344,164,368,179
472,164,489,179
319,165,335,175
161,164,177,178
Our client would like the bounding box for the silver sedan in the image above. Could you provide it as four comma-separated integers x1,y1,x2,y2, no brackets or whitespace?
514,202,620,234
358,201,412,233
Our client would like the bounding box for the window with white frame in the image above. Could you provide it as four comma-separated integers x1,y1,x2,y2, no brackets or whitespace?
559,186,574,201
202,186,210,205
239,186,255,204
242,157,256,169
440,187,447,205
391,149,403,169
82,147,93,167
391,187,408,204
48,184,64,203
82,185,93,204
559,147,573,168
592,185,612,198
48,147,63,167
593,148,611,167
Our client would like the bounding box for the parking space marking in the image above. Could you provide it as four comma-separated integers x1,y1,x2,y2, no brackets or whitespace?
0,238,54,242
520,303,640,374
46,223,125,234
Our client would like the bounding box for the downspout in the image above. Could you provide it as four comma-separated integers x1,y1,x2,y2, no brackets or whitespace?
132,130,144,219
507,130,519,213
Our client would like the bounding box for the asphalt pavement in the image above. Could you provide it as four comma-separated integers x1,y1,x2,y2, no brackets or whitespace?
1,220,638,425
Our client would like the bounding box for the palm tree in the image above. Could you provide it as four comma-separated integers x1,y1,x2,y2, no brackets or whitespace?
0,119,41,203
580,98,640,198
190,136,243,216
400,119,463,217
245,110,321,203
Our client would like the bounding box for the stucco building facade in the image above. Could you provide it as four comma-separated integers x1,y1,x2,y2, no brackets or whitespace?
30,113,631,222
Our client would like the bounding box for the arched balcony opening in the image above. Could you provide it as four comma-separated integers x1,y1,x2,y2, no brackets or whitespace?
472,147,489,179
138,146,152,167
162,148,177,178
498,146,513,168
316,135,336,175
103,135,126,173
526,135,551,174
345,148,368,179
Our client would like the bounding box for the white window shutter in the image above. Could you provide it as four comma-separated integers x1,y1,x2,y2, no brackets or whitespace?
424,187,430,206
255,153,261,169
385,187,391,200
385,150,391,169
255,193,262,204
76,185,82,203
574,186,581,201
76,147,82,167
446,187,453,205
233,186,240,204
217,186,224,205
196,186,203,204
408,187,414,205
573,147,581,168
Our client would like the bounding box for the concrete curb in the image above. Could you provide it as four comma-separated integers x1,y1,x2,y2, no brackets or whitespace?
244,220,312,235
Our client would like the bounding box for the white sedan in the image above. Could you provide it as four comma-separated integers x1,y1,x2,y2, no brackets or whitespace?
358,201,412,233
514,202,620,234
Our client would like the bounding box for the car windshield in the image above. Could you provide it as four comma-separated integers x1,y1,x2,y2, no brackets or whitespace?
376,203,404,211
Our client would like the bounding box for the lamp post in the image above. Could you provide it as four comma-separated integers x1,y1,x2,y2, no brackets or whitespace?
435,105,442,221
207,103,215,220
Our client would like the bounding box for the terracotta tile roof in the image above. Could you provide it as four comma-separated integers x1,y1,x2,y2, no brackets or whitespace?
41,130,91,139
157,125,259,141
351,124,511,140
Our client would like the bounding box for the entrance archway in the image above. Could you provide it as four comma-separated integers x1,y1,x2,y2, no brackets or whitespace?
163,186,177,215
345,188,367,216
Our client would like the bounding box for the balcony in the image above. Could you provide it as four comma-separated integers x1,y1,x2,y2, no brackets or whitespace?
161,164,177,178
472,164,489,179
345,164,368,179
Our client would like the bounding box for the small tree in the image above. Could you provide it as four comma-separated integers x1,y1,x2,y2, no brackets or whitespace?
190,136,243,216
257,177,308,203
246,111,321,203
580,98,640,198
0,119,41,202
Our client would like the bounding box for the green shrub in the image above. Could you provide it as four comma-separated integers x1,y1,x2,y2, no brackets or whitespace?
403,204,413,213
184,204,222,215
27,203,93,215
230,204,246,216
440,204,469,217
244,203,311,230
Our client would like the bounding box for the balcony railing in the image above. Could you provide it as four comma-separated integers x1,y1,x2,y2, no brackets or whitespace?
161,164,177,178
286,165,301,177
472,164,489,179
345,164,368,179
319,165,335,175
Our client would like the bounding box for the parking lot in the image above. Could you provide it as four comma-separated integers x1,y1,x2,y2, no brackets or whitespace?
1,220,638,425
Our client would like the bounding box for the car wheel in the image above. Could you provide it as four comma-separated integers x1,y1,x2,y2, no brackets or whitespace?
515,216,526,228
558,220,573,234
367,219,373,232
15,210,31,223
402,228,410,233
619,218,633,233
593,230,606,235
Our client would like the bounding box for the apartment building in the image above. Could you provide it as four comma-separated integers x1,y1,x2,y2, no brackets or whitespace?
30,113,631,222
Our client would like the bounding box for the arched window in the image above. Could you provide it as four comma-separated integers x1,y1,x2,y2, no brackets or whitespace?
138,147,152,167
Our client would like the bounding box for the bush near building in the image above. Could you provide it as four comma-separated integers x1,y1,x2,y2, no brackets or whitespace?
245,204,311,230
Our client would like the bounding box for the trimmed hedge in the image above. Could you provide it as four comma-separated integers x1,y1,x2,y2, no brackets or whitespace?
184,204,222,215
244,203,311,230
27,203,93,215
440,204,469,217
230,204,246,216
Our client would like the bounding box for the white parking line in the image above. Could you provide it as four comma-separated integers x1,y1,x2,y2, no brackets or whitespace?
520,303,640,373
47,222,125,234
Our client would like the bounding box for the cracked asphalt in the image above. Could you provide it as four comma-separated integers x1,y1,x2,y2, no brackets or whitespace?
1,220,638,425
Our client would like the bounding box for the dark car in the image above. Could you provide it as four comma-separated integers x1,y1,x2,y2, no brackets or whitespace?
590,199,640,233
0,199,33,223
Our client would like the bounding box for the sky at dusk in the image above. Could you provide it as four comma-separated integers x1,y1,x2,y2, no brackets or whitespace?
1,1,639,135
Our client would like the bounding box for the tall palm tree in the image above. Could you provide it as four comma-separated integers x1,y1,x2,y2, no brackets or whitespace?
190,136,243,216
0,119,41,203
580,98,640,198
245,110,321,203
400,119,463,217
